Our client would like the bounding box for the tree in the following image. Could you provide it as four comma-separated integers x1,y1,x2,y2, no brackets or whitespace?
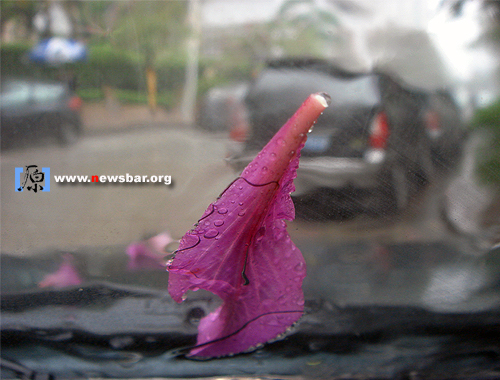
270,0,339,58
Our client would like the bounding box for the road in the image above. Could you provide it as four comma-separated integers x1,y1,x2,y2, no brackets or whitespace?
1,126,238,255
2,126,500,316
2,125,455,256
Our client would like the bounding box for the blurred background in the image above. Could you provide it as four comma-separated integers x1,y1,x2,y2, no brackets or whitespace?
2,0,500,378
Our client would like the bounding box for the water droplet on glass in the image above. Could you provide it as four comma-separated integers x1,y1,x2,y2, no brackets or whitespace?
214,220,224,227
204,229,219,239
218,207,228,214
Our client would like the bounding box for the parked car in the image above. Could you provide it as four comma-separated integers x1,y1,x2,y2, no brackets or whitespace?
197,83,249,133
227,58,438,215
423,90,467,168
1,77,82,149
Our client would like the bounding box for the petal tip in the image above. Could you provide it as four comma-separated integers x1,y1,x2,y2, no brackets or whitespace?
313,92,331,108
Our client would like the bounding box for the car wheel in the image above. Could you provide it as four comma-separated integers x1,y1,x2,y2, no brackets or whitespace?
58,122,79,146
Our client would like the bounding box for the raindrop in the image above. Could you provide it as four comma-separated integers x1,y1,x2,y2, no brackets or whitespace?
218,207,228,214
238,211,246,217
214,220,224,227
261,166,268,172
294,262,305,272
278,138,286,146
204,229,219,239
110,336,134,350
289,150,295,156
238,202,243,206
186,307,205,325
296,299,305,306
270,152,277,161
238,185,243,190
318,91,332,106
204,220,210,226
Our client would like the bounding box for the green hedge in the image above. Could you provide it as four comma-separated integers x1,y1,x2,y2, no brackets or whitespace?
1,43,254,110
471,98,500,185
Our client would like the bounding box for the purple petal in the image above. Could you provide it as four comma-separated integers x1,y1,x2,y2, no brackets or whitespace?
126,232,174,270
168,93,329,357
39,254,83,288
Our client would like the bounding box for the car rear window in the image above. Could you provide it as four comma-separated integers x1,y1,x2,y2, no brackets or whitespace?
0,81,31,108
257,68,380,107
32,83,66,104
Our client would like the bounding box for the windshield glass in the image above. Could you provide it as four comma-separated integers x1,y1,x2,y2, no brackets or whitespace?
1,1,499,379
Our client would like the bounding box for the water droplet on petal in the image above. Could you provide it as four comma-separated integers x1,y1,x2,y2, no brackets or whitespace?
296,299,305,306
270,152,277,161
261,166,268,172
278,138,286,146
238,202,243,206
238,211,246,217
204,221,210,226
294,262,305,272
204,229,219,239
218,207,228,214
214,220,224,227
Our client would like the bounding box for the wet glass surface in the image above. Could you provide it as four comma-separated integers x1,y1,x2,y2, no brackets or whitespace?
1,0,500,378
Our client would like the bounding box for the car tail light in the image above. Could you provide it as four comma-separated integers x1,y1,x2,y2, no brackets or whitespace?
425,110,441,138
228,99,249,143
369,111,390,149
68,96,82,111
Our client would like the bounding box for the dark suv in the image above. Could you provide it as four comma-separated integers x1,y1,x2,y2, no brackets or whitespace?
228,59,437,214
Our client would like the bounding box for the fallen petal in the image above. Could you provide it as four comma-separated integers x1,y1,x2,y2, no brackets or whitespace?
38,254,83,288
168,93,329,357
126,231,175,270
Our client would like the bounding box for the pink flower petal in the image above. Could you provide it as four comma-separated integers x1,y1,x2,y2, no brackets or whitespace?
38,254,83,288
168,93,329,357
126,232,175,271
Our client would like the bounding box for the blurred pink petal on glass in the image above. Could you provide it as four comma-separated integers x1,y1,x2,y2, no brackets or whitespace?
167,93,329,357
126,232,175,270
38,253,83,288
